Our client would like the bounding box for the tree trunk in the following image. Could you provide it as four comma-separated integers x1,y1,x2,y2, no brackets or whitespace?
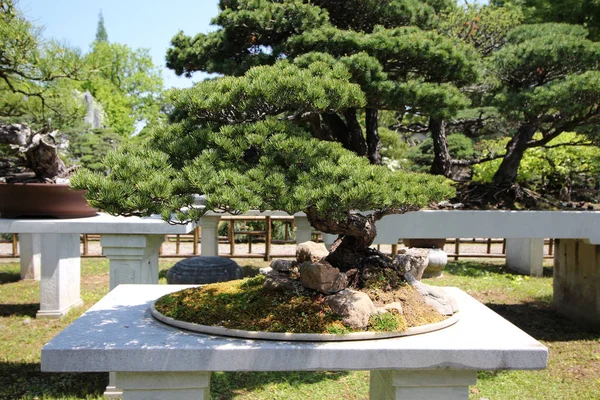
365,108,382,165
342,109,368,157
429,118,452,177
492,124,537,185
305,207,377,271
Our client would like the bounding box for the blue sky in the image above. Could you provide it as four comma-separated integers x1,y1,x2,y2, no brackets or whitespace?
20,0,219,89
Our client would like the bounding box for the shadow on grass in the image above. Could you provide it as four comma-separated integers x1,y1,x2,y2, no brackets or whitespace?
158,269,168,281
486,301,600,341
0,303,38,318
211,370,354,400
0,271,20,284
0,361,107,400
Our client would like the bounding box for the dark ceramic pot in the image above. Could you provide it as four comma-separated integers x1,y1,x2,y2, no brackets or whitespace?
0,183,97,218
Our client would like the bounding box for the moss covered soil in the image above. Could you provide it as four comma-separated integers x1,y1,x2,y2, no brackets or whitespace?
154,275,445,334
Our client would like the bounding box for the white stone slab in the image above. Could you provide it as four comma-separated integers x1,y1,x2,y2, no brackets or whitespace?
42,284,547,373
0,213,196,235
375,210,600,244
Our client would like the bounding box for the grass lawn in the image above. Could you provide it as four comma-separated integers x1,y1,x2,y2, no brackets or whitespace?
0,257,599,399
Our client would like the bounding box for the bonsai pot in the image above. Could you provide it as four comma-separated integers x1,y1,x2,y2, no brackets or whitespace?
0,182,97,218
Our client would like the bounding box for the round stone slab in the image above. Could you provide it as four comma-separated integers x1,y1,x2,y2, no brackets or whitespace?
166,256,243,284
151,302,460,342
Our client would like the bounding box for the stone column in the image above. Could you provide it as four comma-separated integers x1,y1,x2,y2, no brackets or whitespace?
294,215,312,244
100,234,164,290
114,371,211,400
370,369,477,400
505,238,544,277
554,239,600,329
200,215,221,257
37,233,83,318
19,233,41,280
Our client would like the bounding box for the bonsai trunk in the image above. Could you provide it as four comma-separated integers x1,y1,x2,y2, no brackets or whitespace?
305,207,381,271
0,123,68,182
493,124,537,185
429,118,452,177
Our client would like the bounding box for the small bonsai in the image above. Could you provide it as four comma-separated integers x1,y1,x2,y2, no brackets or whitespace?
73,60,454,281
0,123,74,183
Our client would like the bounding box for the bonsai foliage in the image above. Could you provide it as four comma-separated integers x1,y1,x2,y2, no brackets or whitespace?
73,61,454,270
165,0,478,165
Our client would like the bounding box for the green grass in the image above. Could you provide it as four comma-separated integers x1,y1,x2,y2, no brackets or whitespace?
0,258,599,399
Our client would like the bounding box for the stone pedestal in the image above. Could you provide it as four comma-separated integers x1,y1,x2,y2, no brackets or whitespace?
19,233,41,280
294,215,312,244
101,234,165,290
370,370,477,400
36,233,83,318
505,238,544,277
114,372,211,400
554,239,600,329
200,215,220,257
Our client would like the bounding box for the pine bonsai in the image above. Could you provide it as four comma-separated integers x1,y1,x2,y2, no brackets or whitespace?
73,60,454,280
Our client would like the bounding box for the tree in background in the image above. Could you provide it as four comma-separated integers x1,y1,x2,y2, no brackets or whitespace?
0,0,88,128
73,61,454,273
489,23,600,184
495,0,600,41
165,0,478,165
95,10,108,43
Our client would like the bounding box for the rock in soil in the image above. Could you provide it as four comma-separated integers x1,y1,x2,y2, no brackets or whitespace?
296,241,329,263
324,289,376,329
299,260,347,294
404,273,458,316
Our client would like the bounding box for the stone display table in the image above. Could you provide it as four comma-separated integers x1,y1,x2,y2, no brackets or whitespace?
42,284,547,400
0,214,195,318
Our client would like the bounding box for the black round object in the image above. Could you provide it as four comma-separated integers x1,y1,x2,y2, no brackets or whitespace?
166,256,243,284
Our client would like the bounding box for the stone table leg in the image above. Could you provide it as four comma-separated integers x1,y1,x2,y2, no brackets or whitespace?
200,215,220,257
370,370,477,400
294,215,312,244
101,234,166,399
19,233,41,280
554,239,600,329
114,371,211,400
37,233,83,318
505,238,544,277
100,234,165,290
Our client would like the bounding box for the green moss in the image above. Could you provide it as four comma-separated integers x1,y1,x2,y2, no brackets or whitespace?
368,311,408,332
155,276,448,334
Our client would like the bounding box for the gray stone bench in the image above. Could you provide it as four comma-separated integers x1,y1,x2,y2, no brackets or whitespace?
42,284,547,400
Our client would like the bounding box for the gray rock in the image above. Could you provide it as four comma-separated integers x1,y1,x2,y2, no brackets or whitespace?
270,259,295,273
404,273,458,316
299,261,347,294
296,241,329,263
393,248,429,280
259,267,273,276
325,289,376,329
166,256,242,284
263,272,296,292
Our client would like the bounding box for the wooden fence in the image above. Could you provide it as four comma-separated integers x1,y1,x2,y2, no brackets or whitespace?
0,215,555,261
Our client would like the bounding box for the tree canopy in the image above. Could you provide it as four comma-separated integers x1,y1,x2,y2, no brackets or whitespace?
165,0,478,164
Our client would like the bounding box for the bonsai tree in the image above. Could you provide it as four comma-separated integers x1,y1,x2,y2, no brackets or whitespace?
73,60,454,278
